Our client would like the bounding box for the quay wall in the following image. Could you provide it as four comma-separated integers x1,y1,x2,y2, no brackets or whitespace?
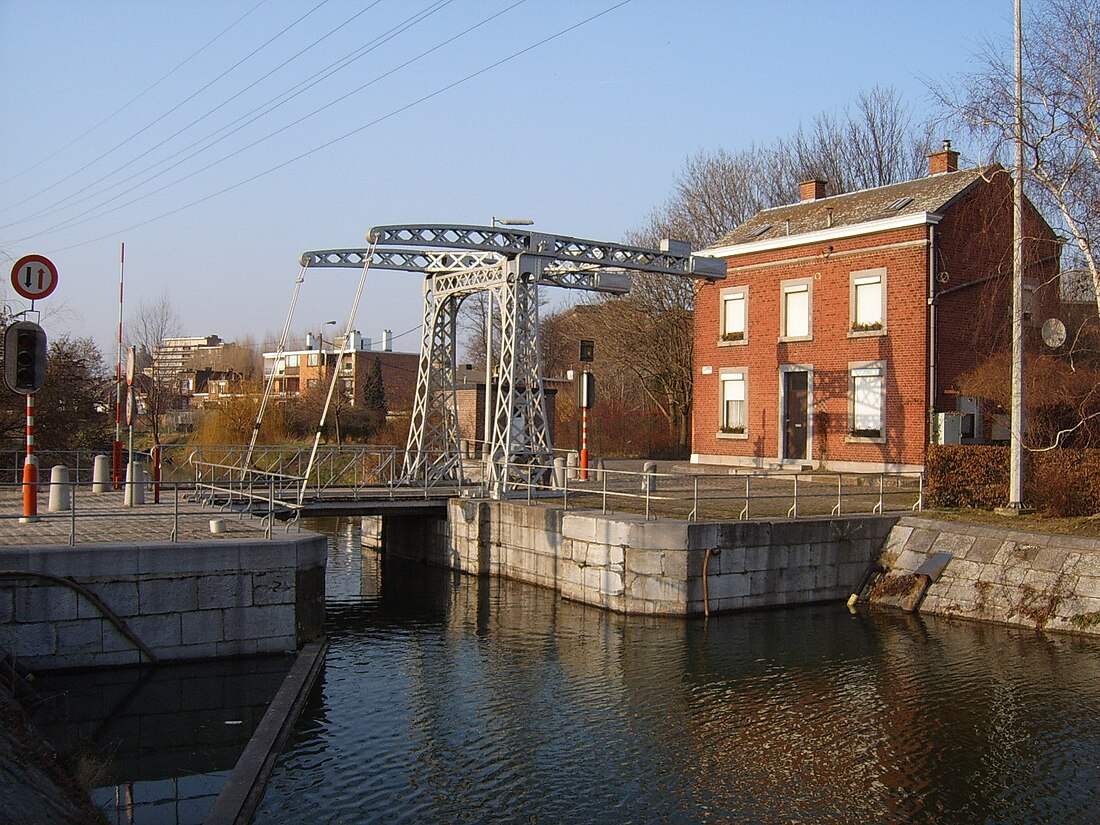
380,500,896,616
876,516,1100,636
0,535,326,671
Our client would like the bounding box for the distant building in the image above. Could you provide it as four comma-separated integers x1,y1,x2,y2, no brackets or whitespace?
151,335,224,380
692,144,1061,472
262,330,418,414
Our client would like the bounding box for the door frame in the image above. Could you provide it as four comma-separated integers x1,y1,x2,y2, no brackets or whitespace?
778,364,813,463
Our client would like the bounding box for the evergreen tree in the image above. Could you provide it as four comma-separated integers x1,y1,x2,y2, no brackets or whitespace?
363,358,387,421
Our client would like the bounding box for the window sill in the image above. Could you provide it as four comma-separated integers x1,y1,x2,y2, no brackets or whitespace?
847,328,887,339
716,431,748,440
845,434,886,444
778,336,812,344
717,338,748,347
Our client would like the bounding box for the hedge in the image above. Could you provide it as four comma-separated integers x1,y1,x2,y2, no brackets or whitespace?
926,444,1100,516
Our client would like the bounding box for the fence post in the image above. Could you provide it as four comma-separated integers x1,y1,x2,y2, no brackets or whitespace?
691,476,699,521
788,474,799,519
173,482,180,542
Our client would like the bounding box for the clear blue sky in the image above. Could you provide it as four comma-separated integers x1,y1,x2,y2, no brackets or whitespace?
0,0,1013,356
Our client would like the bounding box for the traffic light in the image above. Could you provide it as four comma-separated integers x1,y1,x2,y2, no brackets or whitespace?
4,321,47,394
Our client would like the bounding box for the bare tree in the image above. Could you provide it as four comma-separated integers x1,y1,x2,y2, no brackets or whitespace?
127,293,180,445
935,0,1100,318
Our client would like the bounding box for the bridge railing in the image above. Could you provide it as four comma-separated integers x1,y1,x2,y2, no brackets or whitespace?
186,444,467,503
508,460,924,521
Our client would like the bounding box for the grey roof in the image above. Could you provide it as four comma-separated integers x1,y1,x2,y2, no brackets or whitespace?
711,166,1001,249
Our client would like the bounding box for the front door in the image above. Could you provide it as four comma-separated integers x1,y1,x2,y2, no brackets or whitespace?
783,370,808,461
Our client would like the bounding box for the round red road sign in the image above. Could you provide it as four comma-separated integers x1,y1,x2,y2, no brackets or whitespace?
10,255,59,300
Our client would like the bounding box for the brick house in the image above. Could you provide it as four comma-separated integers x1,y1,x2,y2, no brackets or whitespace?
263,331,418,415
692,145,1061,472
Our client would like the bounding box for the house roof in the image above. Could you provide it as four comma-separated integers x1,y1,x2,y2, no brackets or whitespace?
708,165,1002,251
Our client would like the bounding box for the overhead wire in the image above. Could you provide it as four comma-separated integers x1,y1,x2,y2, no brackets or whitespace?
0,0,334,215
0,0,270,191
5,0,530,245
0,0,400,230
38,0,636,253
0,0,454,234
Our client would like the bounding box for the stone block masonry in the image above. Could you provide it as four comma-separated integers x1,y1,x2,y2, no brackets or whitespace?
0,534,326,671
382,500,896,616
876,516,1100,636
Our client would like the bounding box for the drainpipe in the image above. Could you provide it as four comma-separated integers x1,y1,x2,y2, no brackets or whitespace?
927,225,937,446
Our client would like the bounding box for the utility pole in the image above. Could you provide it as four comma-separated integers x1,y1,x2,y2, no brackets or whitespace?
1006,0,1028,511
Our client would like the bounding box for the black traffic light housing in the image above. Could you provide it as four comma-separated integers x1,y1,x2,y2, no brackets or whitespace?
4,321,47,394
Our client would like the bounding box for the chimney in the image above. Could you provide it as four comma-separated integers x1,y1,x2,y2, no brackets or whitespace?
928,139,960,175
800,179,827,201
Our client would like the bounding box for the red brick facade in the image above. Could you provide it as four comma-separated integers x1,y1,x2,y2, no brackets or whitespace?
693,167,1059,472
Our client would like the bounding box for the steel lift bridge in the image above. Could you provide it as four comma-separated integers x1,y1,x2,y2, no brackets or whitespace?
257,225,725,500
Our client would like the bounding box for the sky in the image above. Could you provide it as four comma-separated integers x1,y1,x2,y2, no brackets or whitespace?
0,0,1016,358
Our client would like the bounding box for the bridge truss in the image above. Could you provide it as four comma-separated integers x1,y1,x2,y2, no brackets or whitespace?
300,225,725,496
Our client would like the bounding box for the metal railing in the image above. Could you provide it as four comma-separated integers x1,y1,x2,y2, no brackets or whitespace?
0,476,299,545
509,461,924,521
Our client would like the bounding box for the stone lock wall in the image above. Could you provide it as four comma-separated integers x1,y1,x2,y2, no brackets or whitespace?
876,516,1100,636
427,500,896,616
0,535,327,671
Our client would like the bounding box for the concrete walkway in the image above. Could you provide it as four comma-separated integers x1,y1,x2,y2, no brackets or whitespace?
0,488,278,546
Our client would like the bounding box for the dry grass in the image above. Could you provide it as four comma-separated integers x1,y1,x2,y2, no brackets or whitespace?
918,508,1100,539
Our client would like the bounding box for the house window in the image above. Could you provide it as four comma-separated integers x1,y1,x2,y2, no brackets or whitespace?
720,287,747,343
719,370,747,436
342,356,353,372
849,362,884,440
285,354,299,368
306,379,318,389
780,279,812,340
850,268,885,334
307,352,320,366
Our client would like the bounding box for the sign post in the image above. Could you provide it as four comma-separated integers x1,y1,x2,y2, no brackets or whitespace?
8,255,57,523
125,347,136,507
578,340,595,480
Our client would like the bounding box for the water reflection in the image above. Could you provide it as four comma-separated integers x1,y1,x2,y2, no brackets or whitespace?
258,518,1100,824
32,655,291,825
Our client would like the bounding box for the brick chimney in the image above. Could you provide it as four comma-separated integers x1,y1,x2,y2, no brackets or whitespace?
928,140,960,175
799,179,827,201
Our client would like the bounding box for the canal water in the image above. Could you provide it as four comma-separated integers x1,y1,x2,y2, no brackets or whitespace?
256,517,1100,824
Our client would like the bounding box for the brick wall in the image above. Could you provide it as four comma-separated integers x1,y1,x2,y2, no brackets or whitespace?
694,225,931,470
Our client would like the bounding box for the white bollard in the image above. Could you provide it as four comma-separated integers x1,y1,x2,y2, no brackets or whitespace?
124,462,146,506
566,451,579,481
48,465,71,512
642,460,658,493
552,457,567,490
92,454,110,493
593,458,605,483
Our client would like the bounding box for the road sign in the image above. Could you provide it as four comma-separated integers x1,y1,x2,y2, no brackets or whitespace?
126,386,135,426
10,255,58,301
126,346,136,386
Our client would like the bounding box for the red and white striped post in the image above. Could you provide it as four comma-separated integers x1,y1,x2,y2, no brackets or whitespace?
579,404,589,481
22,392,38,521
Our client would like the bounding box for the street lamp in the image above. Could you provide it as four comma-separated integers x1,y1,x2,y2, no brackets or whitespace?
491,217,534,227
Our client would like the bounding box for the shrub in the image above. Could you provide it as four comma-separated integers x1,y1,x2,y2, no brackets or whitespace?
926,443,1100,516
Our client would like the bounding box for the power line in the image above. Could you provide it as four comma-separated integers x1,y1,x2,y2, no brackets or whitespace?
6,0,528,245
0,0,334,216
47,0,636,253
0,0,451,234
0,0,270,191
0,0,397,230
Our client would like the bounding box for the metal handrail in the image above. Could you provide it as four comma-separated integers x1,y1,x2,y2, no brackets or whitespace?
508,461,924,522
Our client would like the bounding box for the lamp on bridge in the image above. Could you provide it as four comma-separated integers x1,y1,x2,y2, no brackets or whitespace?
491,217,534,227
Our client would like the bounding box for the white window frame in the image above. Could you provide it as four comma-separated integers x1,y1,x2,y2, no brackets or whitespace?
780,277,813,342
848,361,886,443
307,352,320,366
719,286,748,345
849,268,886,336
718,368,748,438
285,354,300,368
